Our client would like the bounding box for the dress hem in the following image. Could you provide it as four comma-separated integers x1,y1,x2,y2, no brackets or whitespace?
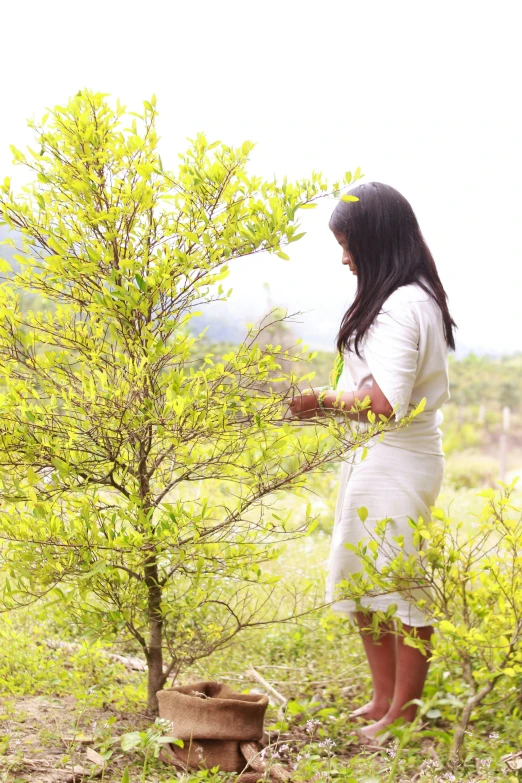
328,599,437,628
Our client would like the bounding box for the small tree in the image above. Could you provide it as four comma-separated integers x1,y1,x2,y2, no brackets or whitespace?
0,90,374,712
337,478,522,765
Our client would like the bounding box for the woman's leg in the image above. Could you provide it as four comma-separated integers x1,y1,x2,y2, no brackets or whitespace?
349,610,396,721
359,621,434,739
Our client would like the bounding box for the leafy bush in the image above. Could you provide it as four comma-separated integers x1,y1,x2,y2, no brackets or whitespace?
445,450,498,489
338,479,522,765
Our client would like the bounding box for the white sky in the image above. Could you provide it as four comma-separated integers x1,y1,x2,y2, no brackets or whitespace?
1,1,520,354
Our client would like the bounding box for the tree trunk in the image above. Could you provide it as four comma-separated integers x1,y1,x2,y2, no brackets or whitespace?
449,681,495,766
145,552,164,714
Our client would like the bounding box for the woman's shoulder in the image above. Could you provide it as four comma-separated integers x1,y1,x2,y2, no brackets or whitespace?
381,282,432,313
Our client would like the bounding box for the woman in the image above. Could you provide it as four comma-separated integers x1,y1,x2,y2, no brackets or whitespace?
289,182,455,741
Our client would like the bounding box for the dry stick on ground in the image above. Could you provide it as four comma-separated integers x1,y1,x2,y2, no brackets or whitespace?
0,757,102,782
245,667,288,706
44,638,148,671
64,765,103,783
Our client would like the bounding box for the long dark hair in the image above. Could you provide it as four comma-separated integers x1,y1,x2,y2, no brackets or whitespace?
330,182,456,356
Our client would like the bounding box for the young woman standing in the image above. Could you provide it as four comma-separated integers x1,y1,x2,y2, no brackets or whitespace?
289,182,456,741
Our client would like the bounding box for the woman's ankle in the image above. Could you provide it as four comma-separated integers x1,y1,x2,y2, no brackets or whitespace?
369,694,394,711
382,704,417,724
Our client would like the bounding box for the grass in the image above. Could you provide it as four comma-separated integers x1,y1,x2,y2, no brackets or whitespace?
1,476,522,782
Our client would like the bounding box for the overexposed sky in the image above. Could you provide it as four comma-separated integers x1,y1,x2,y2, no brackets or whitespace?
1,1,520,354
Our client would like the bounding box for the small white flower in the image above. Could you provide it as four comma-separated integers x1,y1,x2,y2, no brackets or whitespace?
420,759,440,771
154,717,174,733
318,738,336,750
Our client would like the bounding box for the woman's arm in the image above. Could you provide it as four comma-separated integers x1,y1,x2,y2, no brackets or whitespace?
288,381,394,421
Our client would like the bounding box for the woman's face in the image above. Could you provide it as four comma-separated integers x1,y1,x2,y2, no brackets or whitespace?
332,229,358,276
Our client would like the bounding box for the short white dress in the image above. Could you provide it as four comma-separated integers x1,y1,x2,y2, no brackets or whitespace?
325,282,450,627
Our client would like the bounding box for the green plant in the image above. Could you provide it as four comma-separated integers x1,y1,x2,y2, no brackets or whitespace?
0,605,146,706
0,90,375,713
338,478,522,767
445,451,498,490
120,717,182,781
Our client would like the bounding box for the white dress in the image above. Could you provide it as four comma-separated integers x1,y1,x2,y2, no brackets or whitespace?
325,282,450,627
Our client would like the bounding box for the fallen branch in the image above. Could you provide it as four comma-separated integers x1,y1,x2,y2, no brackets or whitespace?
501,750,522,771
44,639,147,672
0,756,103,781
245,667,287,706
63,764,103,782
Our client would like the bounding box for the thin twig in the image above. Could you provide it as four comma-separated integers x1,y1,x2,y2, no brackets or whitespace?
245,667,287,705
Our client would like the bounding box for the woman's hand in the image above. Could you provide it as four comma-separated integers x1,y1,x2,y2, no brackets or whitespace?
287,380,393,422
287,388,327,419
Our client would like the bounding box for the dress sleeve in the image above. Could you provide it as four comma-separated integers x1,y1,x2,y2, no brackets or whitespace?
361,303,420,421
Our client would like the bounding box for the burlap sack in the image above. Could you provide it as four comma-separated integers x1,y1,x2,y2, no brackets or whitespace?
157,680,269,774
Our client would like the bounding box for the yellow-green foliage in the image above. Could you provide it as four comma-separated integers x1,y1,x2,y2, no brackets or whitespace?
449,353,522,411
337,480,522,763
0,90,373,710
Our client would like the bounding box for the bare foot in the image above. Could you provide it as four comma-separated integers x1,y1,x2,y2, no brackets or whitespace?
348,700,392,722
358,713,411,742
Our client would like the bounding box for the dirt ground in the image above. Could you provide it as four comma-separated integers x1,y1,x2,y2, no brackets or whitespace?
0,694,148,783
0,691,377,783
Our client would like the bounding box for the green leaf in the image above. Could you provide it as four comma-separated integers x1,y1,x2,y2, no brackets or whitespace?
412,397,426,416
340,194,359,202
134,274,147,292
285,700,305,715
157,736,184,746
121,731,143,751
357,507,368,523
121,767,130,783
403,635,422,648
